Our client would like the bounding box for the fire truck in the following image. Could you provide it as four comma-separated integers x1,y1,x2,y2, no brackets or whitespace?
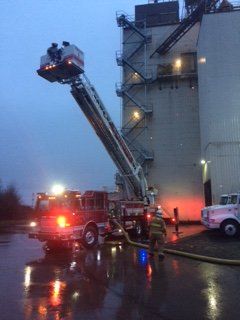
29,190,111,249
30,42,157,249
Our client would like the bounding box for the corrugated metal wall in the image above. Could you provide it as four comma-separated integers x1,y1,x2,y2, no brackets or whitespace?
198,11,240,203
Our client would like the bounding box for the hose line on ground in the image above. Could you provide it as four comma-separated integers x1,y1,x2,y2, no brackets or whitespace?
110,220,240,266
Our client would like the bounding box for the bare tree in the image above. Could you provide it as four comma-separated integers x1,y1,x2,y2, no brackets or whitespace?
0,184,22,220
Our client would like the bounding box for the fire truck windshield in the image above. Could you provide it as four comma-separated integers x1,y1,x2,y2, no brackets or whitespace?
36,196,81,213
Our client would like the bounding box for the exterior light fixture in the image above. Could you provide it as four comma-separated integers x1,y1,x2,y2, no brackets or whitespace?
132,72,140,81
198,57,206,64
200,159,206,165
133,111,140,120
175,59,182,69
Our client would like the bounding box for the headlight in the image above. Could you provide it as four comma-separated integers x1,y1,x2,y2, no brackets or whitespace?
30,221,37,227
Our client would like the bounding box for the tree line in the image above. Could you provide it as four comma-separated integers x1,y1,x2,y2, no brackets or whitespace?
0,184,33,220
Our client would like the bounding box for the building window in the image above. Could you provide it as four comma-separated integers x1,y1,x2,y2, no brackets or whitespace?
180,52,197,74
157,63,173,77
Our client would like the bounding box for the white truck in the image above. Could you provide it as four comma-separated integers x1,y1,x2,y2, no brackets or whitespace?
201,193,240,237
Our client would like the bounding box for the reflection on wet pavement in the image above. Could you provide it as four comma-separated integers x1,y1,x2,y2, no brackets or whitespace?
166,225,205,243
0,232,240,320
199,264,223,320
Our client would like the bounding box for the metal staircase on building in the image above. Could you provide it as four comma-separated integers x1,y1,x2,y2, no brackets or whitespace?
116,12,146,39
116,13,152,82
116,83,152,114
116,12,154,171
151,0,221,57
116,52,152,82
121,115,145,136
123,135,154,166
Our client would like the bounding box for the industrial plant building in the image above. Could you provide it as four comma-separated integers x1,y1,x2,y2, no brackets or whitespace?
116,0,240,220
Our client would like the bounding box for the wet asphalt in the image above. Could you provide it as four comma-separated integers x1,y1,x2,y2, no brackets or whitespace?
0,230,240,320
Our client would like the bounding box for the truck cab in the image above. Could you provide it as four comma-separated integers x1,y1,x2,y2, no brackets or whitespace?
219,194,231,205
29,190,110,249
201,192,240,237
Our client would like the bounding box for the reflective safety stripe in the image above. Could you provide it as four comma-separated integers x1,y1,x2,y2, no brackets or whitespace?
150,217,166,235
151,223,161,228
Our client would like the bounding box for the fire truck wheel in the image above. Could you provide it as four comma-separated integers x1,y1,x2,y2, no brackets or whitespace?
221,219,240,237
82,226,98,248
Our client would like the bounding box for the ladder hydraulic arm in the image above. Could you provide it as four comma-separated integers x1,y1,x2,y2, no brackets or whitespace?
69,74,149,201
37,43,153,202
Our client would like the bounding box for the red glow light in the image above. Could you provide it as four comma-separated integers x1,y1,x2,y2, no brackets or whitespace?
57,216,66,228
146,264,152,278
158,196,204,221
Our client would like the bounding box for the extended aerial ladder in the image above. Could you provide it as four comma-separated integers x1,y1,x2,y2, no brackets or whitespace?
37,43,155,204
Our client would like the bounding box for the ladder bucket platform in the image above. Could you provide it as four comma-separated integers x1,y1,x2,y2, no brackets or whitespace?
37,43,84,82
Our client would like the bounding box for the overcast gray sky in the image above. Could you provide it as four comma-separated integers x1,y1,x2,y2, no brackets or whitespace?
1,0,155,204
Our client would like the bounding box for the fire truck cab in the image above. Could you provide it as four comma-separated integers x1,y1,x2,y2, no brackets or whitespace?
29,190,109,249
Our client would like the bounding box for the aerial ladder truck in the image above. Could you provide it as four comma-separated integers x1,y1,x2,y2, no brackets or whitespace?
30,42,157,249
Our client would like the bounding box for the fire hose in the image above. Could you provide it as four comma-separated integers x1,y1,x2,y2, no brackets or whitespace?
110,220,240,266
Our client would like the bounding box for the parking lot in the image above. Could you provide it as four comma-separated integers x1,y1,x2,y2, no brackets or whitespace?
0,227,240,320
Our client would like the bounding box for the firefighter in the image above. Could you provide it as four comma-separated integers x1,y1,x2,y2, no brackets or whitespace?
148,206,167,261
47,43,61,62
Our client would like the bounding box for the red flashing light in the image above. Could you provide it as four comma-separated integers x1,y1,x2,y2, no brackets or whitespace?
172,218,176,223
147,214,151,220
57,216,66,228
